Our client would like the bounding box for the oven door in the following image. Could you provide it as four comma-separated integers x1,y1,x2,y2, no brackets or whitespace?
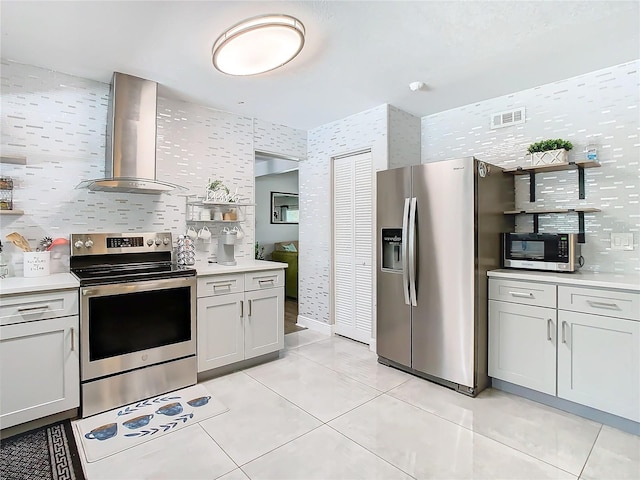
80,275,196,381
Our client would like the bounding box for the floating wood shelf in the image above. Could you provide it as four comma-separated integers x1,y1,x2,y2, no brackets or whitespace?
503,207,601,215
503,207,601,244
0,155,27,165
504,160,601,202
503,160,600,175
0,209,24,215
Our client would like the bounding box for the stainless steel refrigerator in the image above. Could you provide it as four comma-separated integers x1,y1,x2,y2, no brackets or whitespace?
376,157,513,396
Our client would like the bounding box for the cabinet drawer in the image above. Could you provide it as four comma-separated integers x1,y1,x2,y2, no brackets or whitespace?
0,289,78,326
488,279,556,308
197,274,244,297
245,270,284,291
558,286,639,321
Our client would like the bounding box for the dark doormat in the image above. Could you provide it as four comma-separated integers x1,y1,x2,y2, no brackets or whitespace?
0,419,86,480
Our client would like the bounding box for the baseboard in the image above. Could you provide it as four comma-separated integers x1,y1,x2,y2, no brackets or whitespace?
491,378,640,436
297,315,334,335
369,338,377,353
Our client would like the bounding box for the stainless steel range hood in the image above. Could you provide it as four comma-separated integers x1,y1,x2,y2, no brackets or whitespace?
76,72,186,194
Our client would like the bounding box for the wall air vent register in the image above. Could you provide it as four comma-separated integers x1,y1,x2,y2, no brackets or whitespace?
491,107,525,129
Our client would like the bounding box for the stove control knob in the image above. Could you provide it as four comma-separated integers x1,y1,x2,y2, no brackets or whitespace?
163,237,170,245
155,238,162,246
74,240,84,249
146,239,154,246
85,239,94,248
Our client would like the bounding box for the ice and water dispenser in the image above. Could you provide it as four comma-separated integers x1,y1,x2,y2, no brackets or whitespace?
381,228,403,272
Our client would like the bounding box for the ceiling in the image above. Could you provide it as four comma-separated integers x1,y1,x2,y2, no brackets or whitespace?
1,1,639,131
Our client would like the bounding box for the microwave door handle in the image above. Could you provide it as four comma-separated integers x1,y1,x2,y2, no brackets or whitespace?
402,197,411,306
408,197,417,307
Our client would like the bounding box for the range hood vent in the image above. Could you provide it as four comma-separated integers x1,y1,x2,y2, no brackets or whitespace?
76,72,186,194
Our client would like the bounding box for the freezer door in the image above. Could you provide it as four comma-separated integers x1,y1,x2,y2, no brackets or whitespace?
376,167,412,367
410,159,476,388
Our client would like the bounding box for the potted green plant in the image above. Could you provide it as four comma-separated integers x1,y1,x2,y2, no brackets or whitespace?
527,138,573,166
204,179,230,203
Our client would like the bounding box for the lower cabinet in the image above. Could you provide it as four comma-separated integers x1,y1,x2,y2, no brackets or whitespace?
557,309,640,422
0,315,80,429
197,269,284,373
488,300,557,396
488,277,640,423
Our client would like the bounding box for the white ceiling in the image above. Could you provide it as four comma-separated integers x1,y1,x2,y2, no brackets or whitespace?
1,1,639,131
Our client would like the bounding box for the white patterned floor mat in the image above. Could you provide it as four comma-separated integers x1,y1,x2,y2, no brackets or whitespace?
73,384,228,463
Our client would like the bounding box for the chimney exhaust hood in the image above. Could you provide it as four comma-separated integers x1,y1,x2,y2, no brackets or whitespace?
76,72,186,194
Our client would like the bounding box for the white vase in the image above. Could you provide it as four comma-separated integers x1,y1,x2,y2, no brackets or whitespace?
530,148,569,166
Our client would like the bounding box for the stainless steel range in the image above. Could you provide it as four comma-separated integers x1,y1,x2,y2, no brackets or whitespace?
70,232,197,418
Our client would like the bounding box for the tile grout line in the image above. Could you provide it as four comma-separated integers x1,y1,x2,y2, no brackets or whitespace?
194,422,243,479
285,336,413,394
326,423,418,480
383,389,585,477
577,423,603,479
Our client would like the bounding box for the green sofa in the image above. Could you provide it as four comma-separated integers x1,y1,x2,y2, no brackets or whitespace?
271,241,298,299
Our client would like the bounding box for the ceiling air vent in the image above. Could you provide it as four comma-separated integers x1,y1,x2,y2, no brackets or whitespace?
491,107,525,129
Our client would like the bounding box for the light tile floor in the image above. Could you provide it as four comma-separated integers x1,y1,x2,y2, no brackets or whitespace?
74,330,640,480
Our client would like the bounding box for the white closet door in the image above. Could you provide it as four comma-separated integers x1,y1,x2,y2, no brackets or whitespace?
333,151,373,343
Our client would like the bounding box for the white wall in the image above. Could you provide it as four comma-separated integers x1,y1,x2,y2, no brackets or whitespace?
421,60,640,275
255,170,299,258
388,105,421,169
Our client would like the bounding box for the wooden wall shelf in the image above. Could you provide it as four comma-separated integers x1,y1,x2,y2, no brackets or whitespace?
0,209,24,215
0,155,27,165
503,160,600,175
503,207,601,215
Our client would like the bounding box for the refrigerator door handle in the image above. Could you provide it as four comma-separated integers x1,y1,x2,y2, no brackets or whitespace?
402,197,411,306
408,197,417,307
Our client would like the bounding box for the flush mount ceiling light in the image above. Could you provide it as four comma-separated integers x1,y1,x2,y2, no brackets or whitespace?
212,14,305,76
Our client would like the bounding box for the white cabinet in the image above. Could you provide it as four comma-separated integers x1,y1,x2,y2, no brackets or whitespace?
197,292,245,371
488,277,640,422
197,269,284,373
488,300,557,395
557,287,640,422
0,289,79,429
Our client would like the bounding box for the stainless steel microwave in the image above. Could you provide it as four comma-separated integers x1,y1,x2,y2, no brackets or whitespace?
502,233,580,272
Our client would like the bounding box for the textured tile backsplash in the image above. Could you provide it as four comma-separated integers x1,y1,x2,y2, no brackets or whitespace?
0,60,306,275
422,60,640,274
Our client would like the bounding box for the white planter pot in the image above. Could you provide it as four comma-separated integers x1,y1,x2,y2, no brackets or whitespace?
531,148,569,166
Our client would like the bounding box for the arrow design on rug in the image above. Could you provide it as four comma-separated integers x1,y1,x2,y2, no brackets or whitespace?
160,413,194,431
124,427,159,437
117,406,138,417
116,396,182,416
153,396,180,403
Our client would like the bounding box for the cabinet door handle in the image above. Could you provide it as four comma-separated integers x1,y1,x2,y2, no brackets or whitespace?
586,300,619,310
248,299,252,317
561,321,569,344
213,283,232,290
258,279,275,285
240,300,244,317
547,319,553,341
17,305,49,312
70,327,75,352
509,291,533,298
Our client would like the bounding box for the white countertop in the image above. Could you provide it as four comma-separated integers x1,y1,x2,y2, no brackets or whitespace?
196,260,288,276
488,269,640,292
0,273,80,296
